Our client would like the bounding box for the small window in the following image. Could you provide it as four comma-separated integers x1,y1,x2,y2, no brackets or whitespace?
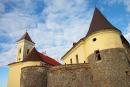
18,58,20,61
27,49,29,54
70,59,72,64
19,48,21,54
95,50,101,61
97,54,101,61
76,55,79,64
93,38,96,42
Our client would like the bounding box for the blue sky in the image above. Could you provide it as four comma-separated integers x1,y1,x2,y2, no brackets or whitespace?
0,66,8,87
1,0,130,86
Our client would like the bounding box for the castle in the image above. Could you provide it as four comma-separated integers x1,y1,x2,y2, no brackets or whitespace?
8,8,130,87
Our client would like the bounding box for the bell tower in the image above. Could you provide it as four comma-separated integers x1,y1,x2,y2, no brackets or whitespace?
16,32,35,62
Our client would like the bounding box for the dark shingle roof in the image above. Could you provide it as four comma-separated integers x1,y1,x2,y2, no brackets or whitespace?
87,8,119,36
61,8,120,60
16,32,34,43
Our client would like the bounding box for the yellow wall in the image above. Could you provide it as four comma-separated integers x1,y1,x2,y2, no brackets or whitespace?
16,40,34,62
84,30,123,62
62,30,124,64
8,61,41,87
63,41,86,64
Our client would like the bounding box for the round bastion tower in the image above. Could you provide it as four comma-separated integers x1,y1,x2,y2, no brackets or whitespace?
86,8,130,87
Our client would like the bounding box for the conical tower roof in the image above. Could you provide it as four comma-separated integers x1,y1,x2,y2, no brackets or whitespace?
87,8,119,36
16,32,34,43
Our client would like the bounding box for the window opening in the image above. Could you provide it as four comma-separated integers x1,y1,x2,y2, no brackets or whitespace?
76,55,79,64
27,49,29,54
70,59,72,64
95,50,101,61
19,48,21,54
93,38,97,42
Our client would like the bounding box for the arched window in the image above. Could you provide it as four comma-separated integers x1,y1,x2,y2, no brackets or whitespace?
27,49,29,54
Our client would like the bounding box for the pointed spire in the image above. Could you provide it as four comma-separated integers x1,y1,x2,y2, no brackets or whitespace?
87,8,119,36
16,32,34,43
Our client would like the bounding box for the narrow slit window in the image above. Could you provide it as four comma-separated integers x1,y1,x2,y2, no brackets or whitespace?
76,55,79,64
27,49,29,54
70,59,72,64
19,48,21,54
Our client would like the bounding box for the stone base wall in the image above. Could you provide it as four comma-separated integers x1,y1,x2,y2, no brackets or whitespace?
20,66,48,87
20,48,130,87
88,48,129,87
48,64,93,87
20,64,93,87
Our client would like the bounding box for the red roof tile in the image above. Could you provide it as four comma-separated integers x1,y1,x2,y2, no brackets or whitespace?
39,52,61,66
24,47,61,66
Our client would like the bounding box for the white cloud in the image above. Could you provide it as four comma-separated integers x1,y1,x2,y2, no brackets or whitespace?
0,43,16,65
0,3,5,13
0,0,92,66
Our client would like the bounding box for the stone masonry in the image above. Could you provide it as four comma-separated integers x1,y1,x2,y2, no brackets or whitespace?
20,48,130,87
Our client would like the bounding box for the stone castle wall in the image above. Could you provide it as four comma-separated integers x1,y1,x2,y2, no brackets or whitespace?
20,66,48,87
20,64,93,87
20,48,130,87
88,48,129,87
48,64,92,87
